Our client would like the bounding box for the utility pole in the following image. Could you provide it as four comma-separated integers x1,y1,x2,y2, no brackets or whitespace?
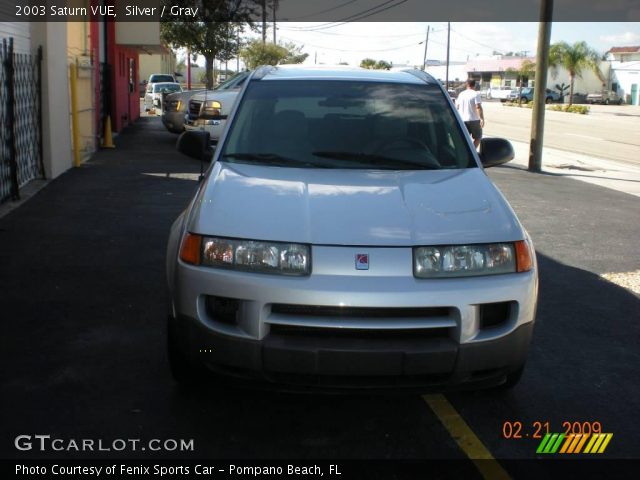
528,0,553,172
445,22,450,91
236,26,240,72
272,0,277,44
187,49,191,90
422,25,430,71
262,0,267,44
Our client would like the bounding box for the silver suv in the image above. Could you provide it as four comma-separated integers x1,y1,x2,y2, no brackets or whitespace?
587,90,623,105
167,66,538,391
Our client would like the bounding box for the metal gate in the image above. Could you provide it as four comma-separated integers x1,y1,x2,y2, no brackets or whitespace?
0,37,43,203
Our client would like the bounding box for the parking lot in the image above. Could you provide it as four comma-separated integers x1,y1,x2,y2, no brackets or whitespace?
1,112,638,477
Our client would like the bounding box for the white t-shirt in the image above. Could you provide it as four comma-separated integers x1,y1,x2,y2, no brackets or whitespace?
456,89,482,122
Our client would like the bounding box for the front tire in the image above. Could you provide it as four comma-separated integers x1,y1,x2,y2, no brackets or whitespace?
545,97,552,104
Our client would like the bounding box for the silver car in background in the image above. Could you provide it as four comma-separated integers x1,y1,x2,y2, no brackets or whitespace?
184,71,250,142
162,89,208,134
144,82,182,112
167,66,538,391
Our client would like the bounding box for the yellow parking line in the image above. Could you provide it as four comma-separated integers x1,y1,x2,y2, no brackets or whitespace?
424,394,511,480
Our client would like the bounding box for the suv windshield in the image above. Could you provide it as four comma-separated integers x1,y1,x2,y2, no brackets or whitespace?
220,80,476,170
149,74,174,83
154,83,181,93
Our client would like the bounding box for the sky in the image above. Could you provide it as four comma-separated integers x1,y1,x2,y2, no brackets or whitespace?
275,22,640,66
185,22,640,70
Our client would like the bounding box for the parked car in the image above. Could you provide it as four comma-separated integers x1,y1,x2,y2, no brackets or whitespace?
564,92,588,104
148,73,176,85
184,71,250,142
167,65,538,391
144,82,182,112
487,86,515,101
162,89,208,134
586,90,623,105
509,87,561,104
144,73,177,99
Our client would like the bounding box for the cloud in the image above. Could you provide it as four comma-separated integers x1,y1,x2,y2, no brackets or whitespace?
599,31,640,45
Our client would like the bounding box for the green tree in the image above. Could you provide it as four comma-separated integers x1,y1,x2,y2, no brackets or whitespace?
549,41,604,106
240,40,307,70
280,41,308,64
506,59,536,105
160,1,257,89
360,58,377,69
360,58,391,70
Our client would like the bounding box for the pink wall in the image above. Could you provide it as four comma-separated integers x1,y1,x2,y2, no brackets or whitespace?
107,22,139,132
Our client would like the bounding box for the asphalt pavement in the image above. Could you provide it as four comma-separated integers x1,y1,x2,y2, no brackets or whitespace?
1,117,638,477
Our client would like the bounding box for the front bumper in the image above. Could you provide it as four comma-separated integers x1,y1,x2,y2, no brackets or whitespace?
170,249,538,390
184,117,226,140
172,314,533,390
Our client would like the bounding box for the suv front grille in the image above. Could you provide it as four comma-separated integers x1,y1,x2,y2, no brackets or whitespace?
267,304,458,340
271,305,451,318
189,100,202,117
269,324,452,340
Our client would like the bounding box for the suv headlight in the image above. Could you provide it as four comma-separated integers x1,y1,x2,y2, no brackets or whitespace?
180,234,310,276
202,100,222,117
413,241,531,278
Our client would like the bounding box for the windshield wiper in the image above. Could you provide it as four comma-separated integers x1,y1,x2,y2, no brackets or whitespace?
312,151,440,170
221,152,330,168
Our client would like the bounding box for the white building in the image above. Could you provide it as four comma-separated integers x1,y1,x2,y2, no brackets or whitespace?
606,46,640,105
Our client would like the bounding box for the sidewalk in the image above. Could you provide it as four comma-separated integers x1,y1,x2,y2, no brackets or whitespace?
505,140,640,197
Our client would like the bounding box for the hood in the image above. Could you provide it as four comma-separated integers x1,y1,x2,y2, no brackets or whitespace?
188,163,524,246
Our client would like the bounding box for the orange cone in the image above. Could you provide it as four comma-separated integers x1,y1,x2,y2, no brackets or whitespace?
101,115,115,148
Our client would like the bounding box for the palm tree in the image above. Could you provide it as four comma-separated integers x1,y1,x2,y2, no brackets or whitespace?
507,59,536,106
549,41,604,106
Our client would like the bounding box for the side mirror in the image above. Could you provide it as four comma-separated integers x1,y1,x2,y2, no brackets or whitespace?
176,130,213,162
479,138,514,168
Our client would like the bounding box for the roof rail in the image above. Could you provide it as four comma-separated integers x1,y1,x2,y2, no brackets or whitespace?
252,65,276,80
401,69,437,85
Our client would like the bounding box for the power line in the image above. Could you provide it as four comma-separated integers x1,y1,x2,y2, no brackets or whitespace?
449,27,506,54
278,26,430,39
285,0,409,31
278,35,424,53
283,0,360,21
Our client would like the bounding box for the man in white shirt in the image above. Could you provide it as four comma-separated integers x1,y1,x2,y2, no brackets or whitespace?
455,79,485,148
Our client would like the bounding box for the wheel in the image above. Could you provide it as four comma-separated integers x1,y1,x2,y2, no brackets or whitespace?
605,99,610,105
618,99,623,105
545,97,552,104
167,316,205,387
521,98,528,104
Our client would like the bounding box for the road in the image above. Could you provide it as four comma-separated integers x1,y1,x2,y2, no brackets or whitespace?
1,117,638,479
481,101,640,167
